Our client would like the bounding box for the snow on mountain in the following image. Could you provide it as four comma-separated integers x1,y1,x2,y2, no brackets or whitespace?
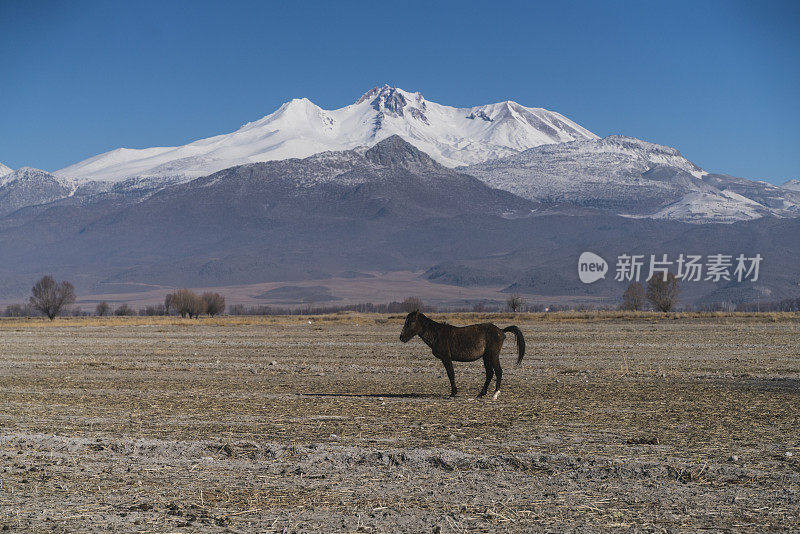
701,173,800,218
54,85,597,184
461,135,795,223
0,167,76,216
462,135,707,205
648,189,768,223
782,179,800,192
0,162,14,183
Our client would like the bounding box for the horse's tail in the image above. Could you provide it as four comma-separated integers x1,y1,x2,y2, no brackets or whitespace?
502,326,525,365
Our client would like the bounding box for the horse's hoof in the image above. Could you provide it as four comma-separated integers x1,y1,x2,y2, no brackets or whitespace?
492,390,501,400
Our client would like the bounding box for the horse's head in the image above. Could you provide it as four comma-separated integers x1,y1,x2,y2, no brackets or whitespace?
399,310,423,342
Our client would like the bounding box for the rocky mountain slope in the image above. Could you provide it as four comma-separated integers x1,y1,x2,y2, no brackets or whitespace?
462,136,800,223
0,167,75,217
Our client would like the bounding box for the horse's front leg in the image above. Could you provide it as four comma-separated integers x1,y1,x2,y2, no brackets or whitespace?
442,357,457,397
477,355,494,398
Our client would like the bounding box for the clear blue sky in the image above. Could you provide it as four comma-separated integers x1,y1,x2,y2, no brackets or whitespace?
1,0,798,184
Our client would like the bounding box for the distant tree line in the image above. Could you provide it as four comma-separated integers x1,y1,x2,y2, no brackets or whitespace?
735,296,800,312
3,296,620,318
4,275,798,318
1,277,227,319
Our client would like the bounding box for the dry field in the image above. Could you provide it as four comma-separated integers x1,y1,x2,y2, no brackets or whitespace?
1,313,798,532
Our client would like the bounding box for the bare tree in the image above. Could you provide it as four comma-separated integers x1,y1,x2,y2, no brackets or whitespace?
95,301,110,316
621,282,647,311
201,292,226,317
142,304,167,316
164,293,174,315
646,272,680,312
506,293,524,312
165,289,203,318
114,303,135,316
29,276,76,320
188,293,206,318
402,296,424,313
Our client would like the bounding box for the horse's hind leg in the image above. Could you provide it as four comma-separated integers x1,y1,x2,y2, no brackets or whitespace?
477,355,494,398
442,358,457,398
490,348,503,400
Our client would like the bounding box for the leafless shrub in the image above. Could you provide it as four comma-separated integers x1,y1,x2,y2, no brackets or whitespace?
228,304,246,315
621,282,647,311
141,304,167,316
402,296,424,313
201,292,226,317
646,272,680,312
5,303,37,317
166,289,189,317
165,288,205,318
114,303,136,316
95,301,110,316
506,293,524,312
29,276,76,320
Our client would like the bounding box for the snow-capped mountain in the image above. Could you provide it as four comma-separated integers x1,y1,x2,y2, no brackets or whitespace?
0,167,75,217
648,190,769,222
783,179,800,192
462,135,800,223
0,162,14,181
54,85,597,184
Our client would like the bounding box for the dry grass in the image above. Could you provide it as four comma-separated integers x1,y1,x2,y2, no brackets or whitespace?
0,315,798,531
1,310,798,329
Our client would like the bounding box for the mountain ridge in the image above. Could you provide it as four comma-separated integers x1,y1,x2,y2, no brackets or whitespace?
53,85,597,183
462,136,800,223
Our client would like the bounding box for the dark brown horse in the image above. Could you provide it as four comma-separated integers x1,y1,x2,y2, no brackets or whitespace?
399,311,525,399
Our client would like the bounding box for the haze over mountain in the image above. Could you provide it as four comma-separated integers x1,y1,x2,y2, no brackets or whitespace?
54,85,598,184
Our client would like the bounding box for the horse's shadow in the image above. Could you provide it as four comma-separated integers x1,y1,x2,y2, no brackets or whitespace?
300,392,438,399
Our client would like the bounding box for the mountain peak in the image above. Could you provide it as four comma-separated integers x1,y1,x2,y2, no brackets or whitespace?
782,178,800,192
273,97,323,117
364,135,440,171
11,166,51,178
4,166,75,188
356,85,426,118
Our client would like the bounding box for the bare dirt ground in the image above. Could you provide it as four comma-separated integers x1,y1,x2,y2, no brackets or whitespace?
1,313,798,532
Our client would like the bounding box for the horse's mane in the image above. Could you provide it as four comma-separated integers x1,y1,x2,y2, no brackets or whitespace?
418,312,447,327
